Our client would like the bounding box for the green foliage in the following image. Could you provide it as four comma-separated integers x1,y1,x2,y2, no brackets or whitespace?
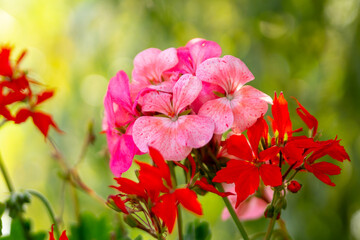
184,220,211,240
0,218,46,240
68,212,140,240
0,202,5,236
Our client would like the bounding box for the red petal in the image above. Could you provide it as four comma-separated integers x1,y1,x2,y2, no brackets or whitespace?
59,230,69,240
213,160,256,183
0,47,13,77
233,166,260,207
113,177,146,197
152,194,177,233
109,195,128,214
188,154,196,180
194,177,233,197
259,164,282,187
48,225,56,240
305,162,341,186
36,90,54,105
148,147,172,188
271,92,292,142
225,134,254,161
31,111,62,138
293,97,318,137
14,108,31,124
259,146,281,162
0,106,13,120
135,160,168,193
175,188,203,215
308,138,350,163
247,116,268,157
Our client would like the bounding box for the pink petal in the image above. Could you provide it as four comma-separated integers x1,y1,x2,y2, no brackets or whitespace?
222,196,268,221
186,38,222,70
140,91,173,116
231,86,272,133
132,116,192,161
191,82,224,113
176,115,214,148
108,71,132,110
132,48,162,84
173,74,202,115
198,97,234,134
156,48,179,80
108,134,137,177
196,56,254,93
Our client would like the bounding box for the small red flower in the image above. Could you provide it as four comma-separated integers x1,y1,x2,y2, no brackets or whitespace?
287,180,302,193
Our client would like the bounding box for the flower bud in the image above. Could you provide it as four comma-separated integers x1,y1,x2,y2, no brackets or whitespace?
287,180,302,193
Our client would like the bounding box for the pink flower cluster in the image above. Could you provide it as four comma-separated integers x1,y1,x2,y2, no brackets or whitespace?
103,39,272,176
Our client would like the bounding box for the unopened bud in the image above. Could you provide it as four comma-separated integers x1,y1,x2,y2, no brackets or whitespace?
264,205,281,219
287,180,302,193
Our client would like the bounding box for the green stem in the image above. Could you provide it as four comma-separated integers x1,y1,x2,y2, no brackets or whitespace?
0,152,31,240
0,152,15,193
217,184,249,240
168,162,183,240
27,190,60,239
264,212,277,240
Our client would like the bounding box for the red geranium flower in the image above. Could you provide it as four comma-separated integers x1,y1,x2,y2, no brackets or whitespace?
213,118,282,207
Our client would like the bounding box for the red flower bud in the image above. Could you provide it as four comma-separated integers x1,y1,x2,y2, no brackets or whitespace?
287,180,302,193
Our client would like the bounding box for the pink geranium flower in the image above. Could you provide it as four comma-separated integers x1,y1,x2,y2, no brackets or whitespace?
130,47,179,100
197,55,272,134
172,38,222,75
132,74,215,161
170,38,224,113
103,71,141,176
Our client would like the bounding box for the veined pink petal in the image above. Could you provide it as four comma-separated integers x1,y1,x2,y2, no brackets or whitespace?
198,97,234,134
191,82,224,113
148,80,176,93
156,48,179,80
108,71,132,111
186,38,222,70
196,56,254,94
132,116,192,161
132,48,162,84
176,115,214,148
231,86,272,133
140,91,173,116
173,74,202,115
108,134,137,177
131,48,178,99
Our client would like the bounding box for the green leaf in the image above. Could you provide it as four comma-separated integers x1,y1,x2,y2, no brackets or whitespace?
184,219,211,240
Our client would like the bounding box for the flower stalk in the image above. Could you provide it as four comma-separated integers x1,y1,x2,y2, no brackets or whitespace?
217,184,249,240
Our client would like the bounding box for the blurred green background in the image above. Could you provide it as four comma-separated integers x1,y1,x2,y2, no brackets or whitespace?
0,0,359,239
